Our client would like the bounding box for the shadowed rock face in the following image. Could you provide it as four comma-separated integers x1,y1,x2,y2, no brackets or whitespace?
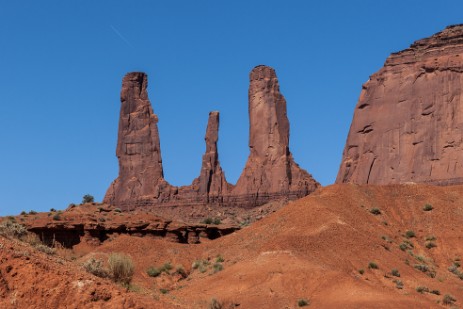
231,66,319,205
105,66,319,209
337,25,463,185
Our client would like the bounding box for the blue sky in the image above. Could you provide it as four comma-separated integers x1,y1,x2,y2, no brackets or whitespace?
1,1,462,215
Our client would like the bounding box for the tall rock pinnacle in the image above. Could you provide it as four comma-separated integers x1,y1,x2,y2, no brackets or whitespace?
231,65,320,205
104,72,172,208
191,111,230,203
337,25,463,185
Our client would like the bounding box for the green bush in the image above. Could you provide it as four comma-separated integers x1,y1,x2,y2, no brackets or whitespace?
358,269,365,275
82,194,94,204
391,269,400,277
108,253,134,286
405,230,416,238
430,289,440,295
414,264,429,273
416,286,429,294
147,267,161,277
202,218,213,224
423,204,433,211
443,294,456,305
297,298,309,307
425,241,437,249
368,262,378,269
213,263,223,273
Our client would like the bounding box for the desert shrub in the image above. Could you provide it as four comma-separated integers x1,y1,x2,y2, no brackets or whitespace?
369,208,381,215
423,204,433,211
393,279,404,289
358,269,365,275
68,203,76,208
213,263,223,273
0,221,27,239
108,253,134,286
82,194,94,204
297,298,309,307
416,286,429,293
425,241,437,249
20,211,27,216
405,230,416,238
175,265,187,278
161,262,172,272
35,244,56,255
202,217,213,224
216,255,224,263
368,262,378,269
83,258,109,278
414,264,429,273
208,298,222,309
212,218,221,225
430,289,441,295
114,208,122,213
159,288,169,294
147,267,161,277
443,294,456,305
52,214,61,221
29,210,37,215
391,269,400,277
50,208,56,212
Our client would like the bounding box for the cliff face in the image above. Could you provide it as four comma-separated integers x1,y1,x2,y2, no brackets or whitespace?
231,66,319,205
105,66,319,209
337,25,463,185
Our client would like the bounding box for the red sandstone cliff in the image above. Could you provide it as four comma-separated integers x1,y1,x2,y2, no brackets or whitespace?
105,66,319,209
337,25,463,185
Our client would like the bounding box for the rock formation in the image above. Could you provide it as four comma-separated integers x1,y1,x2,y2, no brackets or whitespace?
103,72,175,209
105,66,319,209
190,111,231,203
337,25,463,185
230,65,320,205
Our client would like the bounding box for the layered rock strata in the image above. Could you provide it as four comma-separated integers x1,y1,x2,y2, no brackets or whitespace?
337,25,463,185
105,66,319,209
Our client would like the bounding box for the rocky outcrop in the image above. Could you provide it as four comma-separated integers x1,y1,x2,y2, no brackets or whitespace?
337,25,463,185
103,72,176,209
230,66,320,205
190,111,231,203
105,66,319,209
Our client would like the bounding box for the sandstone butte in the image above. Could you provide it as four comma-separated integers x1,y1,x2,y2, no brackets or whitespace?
337,24,463,185
104,66,319,209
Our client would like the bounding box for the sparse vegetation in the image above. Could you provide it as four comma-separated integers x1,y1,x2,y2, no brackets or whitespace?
159,288,168,294
35,244,56,255
147,267,162,277
208,298,222,309
82,194,95,204
83,258,108,278
393,279,404,289
358,269,365,275
108,253,134,286
425,241,437,249
391,269,400,277
52,214,61,221
416,286,429,294
202,217,221,225
369,208,381,215
297,298,310,307
430,289,441,295
399,241,413,251
405,230,416,238
368,262,378,269
423,204,433,211
443,294,456,305
20,211,27,215
29,210,37,215
114,208,122,213
414,264,429,273
0,221,27,239
213,263,223,273
216,255,224,263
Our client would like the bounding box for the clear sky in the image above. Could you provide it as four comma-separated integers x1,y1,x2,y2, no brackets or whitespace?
1,1,462,216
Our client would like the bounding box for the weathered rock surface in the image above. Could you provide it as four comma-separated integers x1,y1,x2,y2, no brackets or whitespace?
337,25,463,185
103,72,175,208
190,111,231,203
230,66,320,205
105,67,319,209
